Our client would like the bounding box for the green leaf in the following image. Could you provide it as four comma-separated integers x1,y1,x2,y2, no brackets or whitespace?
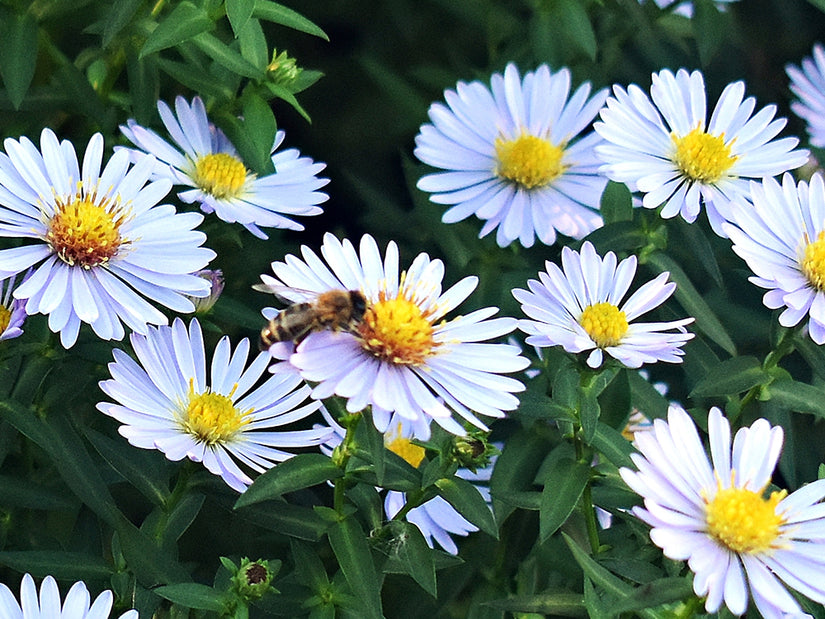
328,515,383,619
435,476,497,538
0,551,111,581
0,474,75,510
85,427,171,506
383,520,437,597
244,500,331,540
163,493,205,545
156,58,234,100
0,400,121,525
292,540,330,591
491,428,553,522
240,90,278,169
125,47,161,126
611,576,694,613
265,82,311,122
540,459,592,542
116,520,192,586
557,0,597,60
693,0,725,66
154,583,227,612
235,453,343,508
237,17,268,69
102,0,142,47
585,221,649,255
484,593,585,616
564,533,633,597
579,388,601,443
191,32,263,79
140,2,215,58
0,12,38,109
252,0,328,40
646,251,736,355
600,181,633,224
690,356,768,397
769,378,825,418
226,0,255,37
588,423,634,469
808,0,825,12
627,371,669,421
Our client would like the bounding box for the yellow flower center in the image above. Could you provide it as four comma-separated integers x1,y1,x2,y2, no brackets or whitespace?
194,153,248,199
385,431,426,468
357,294,437,365
579,302,628,348
180,381,250,445
671,126,737,183
495,133,565,189
47,193,127,268
801,230,825,291
0,305,10,334
705,483,786,554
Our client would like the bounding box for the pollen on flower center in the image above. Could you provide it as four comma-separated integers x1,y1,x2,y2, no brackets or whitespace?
495,133,565,189
0,305,10,333
357,295,437,365
386,432,426,468
47,194,127,268
705,483,786,554
194,153,248,199
672,126,737,183
801,230,825,291
181,381,249,445
579,302,628,348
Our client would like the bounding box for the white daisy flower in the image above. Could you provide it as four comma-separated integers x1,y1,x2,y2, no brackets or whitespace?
722,172,825,344
0,129,215,348
258,233,528,438
787,43,825,148
643,0,738,18
512,241,694,369
320,409,493,555
414,63,608,248
97,317,332,493
620,405,825,618
0,573,137,619
0,272,27,342
594,68,809,236
120,96,329,239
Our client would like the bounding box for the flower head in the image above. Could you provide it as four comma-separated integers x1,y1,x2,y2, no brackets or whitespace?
97,318,332,492
120,96,329,239
0,272,27,342
0,573,137,618
722,173,825,344
620,405,825,618
594,68,808,235
787,43,825,148
258,233,528,438
513,241,694,368
0,129,215,348
414,63,608,248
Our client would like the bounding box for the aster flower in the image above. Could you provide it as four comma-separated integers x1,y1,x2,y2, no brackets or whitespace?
120,96,329,239
0,272,27,341
0,128,215,348
594,68,808,235
414,63,608,248
97,318,332,492
512,241,694,369
258,233,528,438
787,43,825,148
620,405,825,618
0,573,137,618
722,172,825,344
320,409,493,555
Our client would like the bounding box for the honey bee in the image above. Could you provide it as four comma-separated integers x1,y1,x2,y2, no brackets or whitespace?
256,287,368,350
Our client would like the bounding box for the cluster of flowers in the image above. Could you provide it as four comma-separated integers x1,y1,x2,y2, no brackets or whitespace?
3,16,825,617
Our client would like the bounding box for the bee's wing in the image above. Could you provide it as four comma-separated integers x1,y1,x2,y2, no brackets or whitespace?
253,276,320,304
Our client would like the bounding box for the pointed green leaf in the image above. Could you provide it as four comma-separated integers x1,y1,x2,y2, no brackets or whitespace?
191,32,262,79
540,459,592,542
237,17,268,69
102,0,142,47
154,583,227,612
163,493,205,545
384,520,437,597
693,0,725,66
491,428,553,522
292,540,330,591
328,515,383,619
690,356,768,397
252,0,328,40
0,474,75,510
226,0,255,37
435,476,497,538
558,0,597,60
156,57,234,100
484,593,585,616
564,533,633,597
769,378,825,418
588,423,634,469
265,82,311,122
0,551,111,581
627,371,669,421
646,251,736,355
600,181,633,224
235,453,343,508
243,500,330,540
0,12,38,109
611,576,694,613
140,2,214,58
580,388,601,443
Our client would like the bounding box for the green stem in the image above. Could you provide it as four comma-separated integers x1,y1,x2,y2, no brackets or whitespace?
332,412,362,514
574,435,600,555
